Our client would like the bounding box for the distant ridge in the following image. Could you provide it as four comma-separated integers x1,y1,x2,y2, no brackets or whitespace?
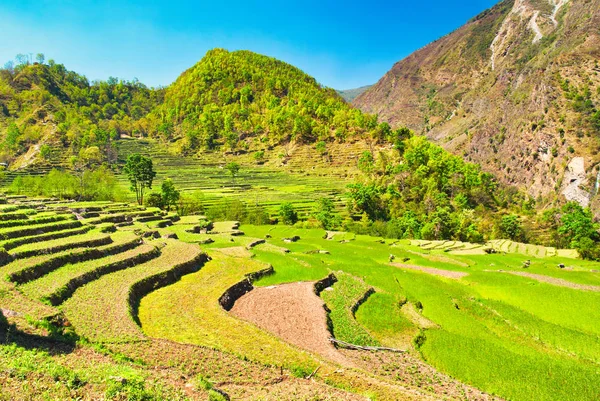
337,85,372,103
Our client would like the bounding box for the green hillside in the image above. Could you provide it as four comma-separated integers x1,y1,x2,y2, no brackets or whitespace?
0,59,162,166
152,49,378,153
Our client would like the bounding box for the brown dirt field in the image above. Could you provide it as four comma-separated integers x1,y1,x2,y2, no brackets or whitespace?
230,282,350,366
500,271,600,292
391,263,469,279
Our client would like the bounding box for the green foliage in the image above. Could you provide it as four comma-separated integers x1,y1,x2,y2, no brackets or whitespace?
557,202,600,260
206,199,248,222
346,135,499,241
358,151,375,173
499,214,524,241
7,166,120,200
278,202,298,225
39,144,51,159
160,179,180,211
315,141,327,155
4,123,21,152
225,162,240,181
313,198,341,230
0,59,163,161
123,153,156,205
152,49,376,151
253,150,264,162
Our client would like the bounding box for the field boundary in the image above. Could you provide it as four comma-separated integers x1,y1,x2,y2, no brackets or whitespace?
129,252,211,326
218,265,275,311
45,246,163,306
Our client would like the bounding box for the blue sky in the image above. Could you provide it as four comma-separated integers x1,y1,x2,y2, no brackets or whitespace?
0,0,498,89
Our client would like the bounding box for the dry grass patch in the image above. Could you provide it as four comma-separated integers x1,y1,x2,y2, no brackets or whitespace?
62,240,204,343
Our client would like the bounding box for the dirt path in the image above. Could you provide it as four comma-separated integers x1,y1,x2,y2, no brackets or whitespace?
391,263,469,279
550,0,569,26
529,10,543,43
500,271,600,292
230,282,350,365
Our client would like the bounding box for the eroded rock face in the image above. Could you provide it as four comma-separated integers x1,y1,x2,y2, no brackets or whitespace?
355,0,600,204
562,157,591,207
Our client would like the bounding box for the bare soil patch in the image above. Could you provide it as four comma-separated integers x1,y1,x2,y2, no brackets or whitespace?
500,271,600,292
391,263,469,279
230,282,350,365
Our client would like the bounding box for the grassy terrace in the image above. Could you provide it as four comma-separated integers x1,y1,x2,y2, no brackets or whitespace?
2,231,140,283
115,138,352,218
8,229,110,258
61,239,205,342
0,219,83,241
0,213,75,229
239,225,600,401
2,196,600,400
20,243,159,305
320,271,379,347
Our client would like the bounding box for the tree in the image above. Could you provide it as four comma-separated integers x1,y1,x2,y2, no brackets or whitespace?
15,53,29,66
161,178,180,211
123,153,156,205
35,53,45,64
225,162,240,183
499,214,524,241
5,123,20,151
279,202,298,225
313,197,341,230
70,146,102,197
558,202,600,259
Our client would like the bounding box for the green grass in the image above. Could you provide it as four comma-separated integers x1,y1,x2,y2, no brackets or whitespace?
238,224,600,401
4,196,600,401
0,213,75,229
8,228,109,257
0,219,82,240
319,271,379,347
114,138,352,218
3,231,140,284
139,251,319,369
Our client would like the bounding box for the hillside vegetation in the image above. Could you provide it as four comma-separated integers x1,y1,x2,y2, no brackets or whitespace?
152,49,382,153
355,0,600,208
0,58,162,167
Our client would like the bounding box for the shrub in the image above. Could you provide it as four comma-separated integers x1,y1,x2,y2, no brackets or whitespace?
278,202,298,225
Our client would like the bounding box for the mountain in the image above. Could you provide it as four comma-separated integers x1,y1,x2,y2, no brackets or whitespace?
355,0,600,209
151,49,375,153
337,85,372,102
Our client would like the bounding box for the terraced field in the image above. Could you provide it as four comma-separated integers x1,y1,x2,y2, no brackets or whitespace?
2,196,600,401
411,239,580,258
114,138,358,218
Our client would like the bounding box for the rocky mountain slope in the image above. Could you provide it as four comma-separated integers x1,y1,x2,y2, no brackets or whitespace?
355,0,600,208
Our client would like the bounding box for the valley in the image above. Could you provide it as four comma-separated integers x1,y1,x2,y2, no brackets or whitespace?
1,0,600,400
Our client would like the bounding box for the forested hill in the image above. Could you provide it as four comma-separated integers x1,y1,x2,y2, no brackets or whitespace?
0,49,393,164
151,49,381,153
0,58,163,167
